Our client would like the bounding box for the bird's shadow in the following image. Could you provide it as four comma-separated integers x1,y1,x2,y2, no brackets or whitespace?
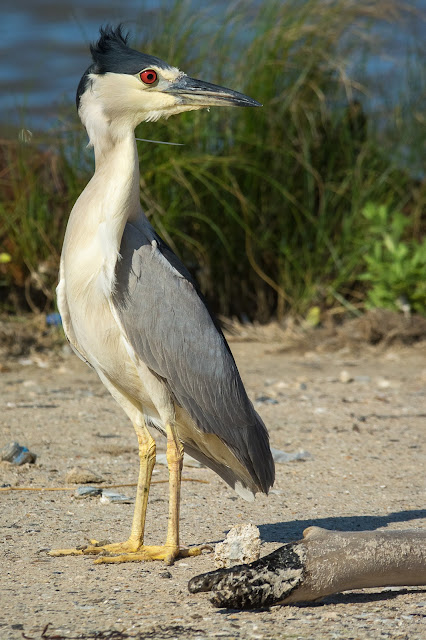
258,509,426,544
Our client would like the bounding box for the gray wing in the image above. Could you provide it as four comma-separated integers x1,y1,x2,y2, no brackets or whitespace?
113,221,274,494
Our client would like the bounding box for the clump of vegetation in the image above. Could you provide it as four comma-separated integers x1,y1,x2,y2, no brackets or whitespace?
0,134,87,312
358,203,426,313
0,0,424,320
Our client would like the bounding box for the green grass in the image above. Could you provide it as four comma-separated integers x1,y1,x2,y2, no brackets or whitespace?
0,0,424,320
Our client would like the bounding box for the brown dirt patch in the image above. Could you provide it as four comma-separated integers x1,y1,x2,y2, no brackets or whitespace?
0,318,425,639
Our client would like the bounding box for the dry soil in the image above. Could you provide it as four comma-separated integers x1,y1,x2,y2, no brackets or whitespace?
0,337,425,639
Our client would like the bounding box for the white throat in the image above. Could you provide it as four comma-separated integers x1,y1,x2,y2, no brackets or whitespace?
64,91,142,301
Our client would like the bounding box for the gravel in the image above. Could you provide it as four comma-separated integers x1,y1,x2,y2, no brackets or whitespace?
0,338,425,639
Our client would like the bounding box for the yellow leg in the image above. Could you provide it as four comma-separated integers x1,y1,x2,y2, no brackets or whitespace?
50,421,210,564
50,418,155,557
93,423,209,565
128,421,156,547
162,421,185,562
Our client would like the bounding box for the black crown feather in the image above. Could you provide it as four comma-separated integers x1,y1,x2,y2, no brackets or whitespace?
90,24,131,72
76,24,171,110
89,24,169,75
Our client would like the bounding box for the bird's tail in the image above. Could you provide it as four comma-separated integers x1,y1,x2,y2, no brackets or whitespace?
183,409,275,502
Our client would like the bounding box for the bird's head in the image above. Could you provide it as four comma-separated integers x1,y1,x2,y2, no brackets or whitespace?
77,25,260,142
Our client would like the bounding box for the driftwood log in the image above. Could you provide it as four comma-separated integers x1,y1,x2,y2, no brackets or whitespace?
188,527,426,609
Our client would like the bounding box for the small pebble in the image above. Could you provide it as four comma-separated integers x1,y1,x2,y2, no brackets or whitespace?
22,379,36,388
1,441,37,465
376,377,391,389
100,489,134,504
75,486,103,499
271,447,311,463
354,375,371,383
314,407,327,414
159,571,172,579
65,466,105,484
274,381,289,389
255,396,279,405
339,370,353,383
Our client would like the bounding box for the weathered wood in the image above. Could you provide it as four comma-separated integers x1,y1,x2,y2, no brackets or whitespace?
188,527,426,609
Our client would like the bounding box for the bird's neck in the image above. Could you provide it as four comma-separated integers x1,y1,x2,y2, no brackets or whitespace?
64,122,143,300
91,125,141,223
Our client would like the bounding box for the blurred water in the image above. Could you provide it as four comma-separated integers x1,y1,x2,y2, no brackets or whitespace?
0,0,163,127
1,0,424,134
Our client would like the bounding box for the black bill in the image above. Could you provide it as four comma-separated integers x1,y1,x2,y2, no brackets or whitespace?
163,74,262,108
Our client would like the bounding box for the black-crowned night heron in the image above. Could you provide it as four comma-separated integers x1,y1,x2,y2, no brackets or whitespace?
51,25,274,566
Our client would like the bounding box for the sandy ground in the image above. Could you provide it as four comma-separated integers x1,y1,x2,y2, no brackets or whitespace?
0,337,425,639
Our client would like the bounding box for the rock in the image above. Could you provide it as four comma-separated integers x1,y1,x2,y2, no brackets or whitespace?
214,524,261,569
376,376,391,388
274,381,289,390
1,441,37,465
314,407,327,414
65,466,105,484
100,489,134,504
74,486,103,498
339,370,353,383
255,395,279,405
271,447,312,463
354,375,371,383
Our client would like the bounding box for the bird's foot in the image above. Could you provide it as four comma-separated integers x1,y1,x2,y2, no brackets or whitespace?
48,538,120,558
93,542,212,565
49,539,212,565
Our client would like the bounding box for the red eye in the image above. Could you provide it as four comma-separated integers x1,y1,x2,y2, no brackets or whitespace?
140,69,157,84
